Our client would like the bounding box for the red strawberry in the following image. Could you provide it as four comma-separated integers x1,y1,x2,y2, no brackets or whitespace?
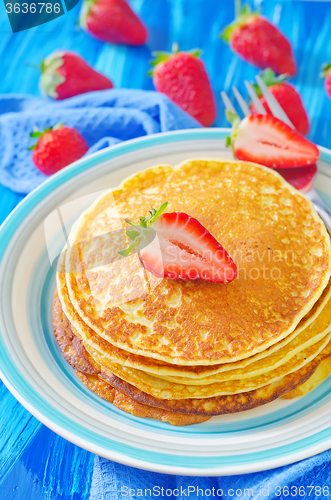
321,63,331,99
250,69,309,135
226,113,319,169
277,164,317,193
221,5,296,76
80,0,147,46
30,125,89,175
150,45,216,127
118,203,237,283
39,51,113,100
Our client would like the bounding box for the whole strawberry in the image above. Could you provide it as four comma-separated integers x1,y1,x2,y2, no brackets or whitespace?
39,51,113,100
221,4,296,76
30,125,89,175
80,0,147,45
321,63,331,99
150,45,216,127
250,69,309,135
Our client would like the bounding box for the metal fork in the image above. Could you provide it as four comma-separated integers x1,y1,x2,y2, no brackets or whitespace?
221,76,331,231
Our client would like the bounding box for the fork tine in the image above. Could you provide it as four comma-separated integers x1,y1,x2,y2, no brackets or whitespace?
255,75,295,129
221,91,237,115
244,81,266,115
232,86,250,116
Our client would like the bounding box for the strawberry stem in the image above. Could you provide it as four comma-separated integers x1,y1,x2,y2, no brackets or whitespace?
235,0,241,18
25,62,42,70
172,42,179,53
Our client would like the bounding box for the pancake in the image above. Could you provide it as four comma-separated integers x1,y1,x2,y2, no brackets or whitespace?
63,159,331,366
53,290,331,418
282,356,331,399
53,291,210,426
99,346,331,416
83,331,331,399
57,268,331,379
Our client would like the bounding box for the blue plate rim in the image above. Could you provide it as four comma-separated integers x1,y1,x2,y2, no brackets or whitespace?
1,128,331,475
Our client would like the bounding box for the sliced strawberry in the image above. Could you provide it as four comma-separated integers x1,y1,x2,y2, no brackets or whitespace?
118,203,237,283
227,113,319,169
277,164,317,193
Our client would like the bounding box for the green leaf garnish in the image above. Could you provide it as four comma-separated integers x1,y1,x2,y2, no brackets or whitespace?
118,202,168,257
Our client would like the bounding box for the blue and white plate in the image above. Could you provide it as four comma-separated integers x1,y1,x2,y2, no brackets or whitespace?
1,128,331,476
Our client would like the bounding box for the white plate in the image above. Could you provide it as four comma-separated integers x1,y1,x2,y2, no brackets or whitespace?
1,128,331,476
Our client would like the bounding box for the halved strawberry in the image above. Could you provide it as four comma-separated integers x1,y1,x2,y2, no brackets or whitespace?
226,113,319,169
118,202,237,283
277,164,317,193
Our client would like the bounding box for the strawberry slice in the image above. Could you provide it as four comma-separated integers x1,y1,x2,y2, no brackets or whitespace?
226,113,319,169
118,203,237,283
277,164,317,193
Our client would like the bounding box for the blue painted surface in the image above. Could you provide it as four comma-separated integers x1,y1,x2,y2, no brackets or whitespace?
1,0,331,498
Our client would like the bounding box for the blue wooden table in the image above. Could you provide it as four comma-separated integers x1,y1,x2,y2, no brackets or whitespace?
1,1,331,498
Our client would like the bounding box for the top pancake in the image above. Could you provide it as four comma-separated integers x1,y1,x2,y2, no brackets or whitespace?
64,159,331,366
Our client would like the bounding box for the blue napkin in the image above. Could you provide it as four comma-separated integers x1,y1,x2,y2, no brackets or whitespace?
90,450,331,500
0,89,200,194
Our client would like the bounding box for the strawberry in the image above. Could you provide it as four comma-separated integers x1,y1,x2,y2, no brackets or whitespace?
226,113,319,169
39,51,113,100
30,125,89,175
221,4,296,76
80,0,148,46
277,164,317,193
321,63,331,99
250,69,309,135
118,202,237,283
149,45,216,127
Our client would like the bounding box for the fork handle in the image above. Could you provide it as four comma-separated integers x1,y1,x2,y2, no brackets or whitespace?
305,188,331,231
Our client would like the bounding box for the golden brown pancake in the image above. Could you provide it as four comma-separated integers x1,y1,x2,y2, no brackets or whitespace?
283,356,331,399
83,331,331,399
57,269,331,379
53,291,331,418
63,159,331,366
53,291,210,426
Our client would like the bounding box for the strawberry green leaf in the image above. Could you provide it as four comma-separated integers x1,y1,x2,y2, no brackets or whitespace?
28,125,63,151
148,202,168,225
150,52,171,66
79,0,97,28
220,4,257,42
226,136,232,147
172,42,179,53
187,48,202,58
321,63,331,78
225,110,240,126
118,239,140,257
126,229,140,241
149,47,202,76
251,68,290,96
39,51,66,99
118,202,168,257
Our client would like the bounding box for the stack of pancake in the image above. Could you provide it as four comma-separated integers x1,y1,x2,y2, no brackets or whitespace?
54,159,331,426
